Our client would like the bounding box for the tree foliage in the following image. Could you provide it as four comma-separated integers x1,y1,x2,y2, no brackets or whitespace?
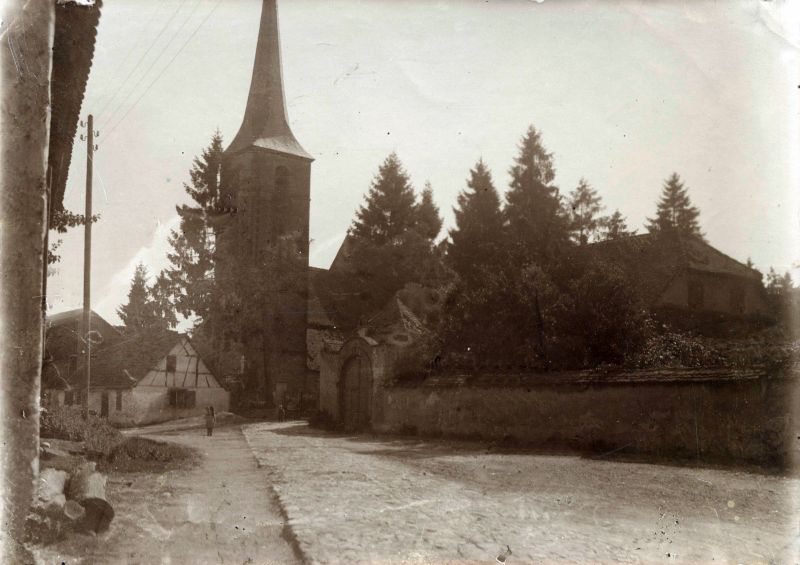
117,263,177,333
600,209,635,241
351,153,419,246
766,268,797,330
417,182,443,241
447,159,505,283
567,178,603,245
333,154,445,329
165,131,224,323
504,126,570,266
47,209,99,265
646,173,702,238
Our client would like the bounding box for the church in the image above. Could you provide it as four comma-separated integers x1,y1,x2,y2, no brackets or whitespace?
217,0,313,406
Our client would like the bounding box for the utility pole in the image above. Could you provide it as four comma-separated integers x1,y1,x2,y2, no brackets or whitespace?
80,115,98,416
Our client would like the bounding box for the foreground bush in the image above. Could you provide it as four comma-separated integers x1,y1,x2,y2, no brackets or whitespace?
41,405,198,472
101,437,198,472
631,332,725,369
41,405,122,456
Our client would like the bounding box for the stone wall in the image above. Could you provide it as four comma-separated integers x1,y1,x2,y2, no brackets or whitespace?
372,372,796,467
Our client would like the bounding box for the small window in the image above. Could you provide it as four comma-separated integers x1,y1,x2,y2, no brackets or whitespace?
166,354,177,373
116,390,122,411
688,280,705,309
168,388,196,409
64,391,74,406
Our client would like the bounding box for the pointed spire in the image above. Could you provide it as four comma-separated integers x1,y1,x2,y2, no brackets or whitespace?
226,0,312,159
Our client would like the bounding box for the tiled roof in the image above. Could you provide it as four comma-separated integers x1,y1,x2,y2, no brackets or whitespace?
585,233,762,304
70,330,183,390
48,0,103,217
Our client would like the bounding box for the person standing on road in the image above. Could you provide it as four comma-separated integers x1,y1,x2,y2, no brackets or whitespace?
205,406,216,437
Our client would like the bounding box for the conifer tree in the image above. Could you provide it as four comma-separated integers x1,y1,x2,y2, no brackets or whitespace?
165,131,224,323
118,264,178,333
447,159,505,281
330,154,444,328
351,153,418,245
568,178,603,245
416,182,443,241
148,271,178,331
600,209,635,240
118,263,152,333
504,126,570,265
646,173,702,238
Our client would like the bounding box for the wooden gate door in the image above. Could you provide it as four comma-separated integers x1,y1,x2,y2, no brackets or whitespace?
100,391,109,418
341,355,371,431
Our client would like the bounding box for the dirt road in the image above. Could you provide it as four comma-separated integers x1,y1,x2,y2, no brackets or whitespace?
35,426,301,565
244,421,799,565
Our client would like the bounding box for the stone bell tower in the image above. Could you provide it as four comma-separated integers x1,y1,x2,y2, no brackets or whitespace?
220,0,312,404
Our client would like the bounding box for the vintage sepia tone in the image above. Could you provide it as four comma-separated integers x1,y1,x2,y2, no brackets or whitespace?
1,0,798,563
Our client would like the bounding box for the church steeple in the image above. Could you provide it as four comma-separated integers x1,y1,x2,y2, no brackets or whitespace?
226,0,311,160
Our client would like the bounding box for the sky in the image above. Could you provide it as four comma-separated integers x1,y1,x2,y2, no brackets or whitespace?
49,0,800,327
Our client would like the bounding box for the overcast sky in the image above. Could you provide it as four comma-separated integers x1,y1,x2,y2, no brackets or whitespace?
49,0,799,326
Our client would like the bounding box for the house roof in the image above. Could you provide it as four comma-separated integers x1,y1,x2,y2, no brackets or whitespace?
46,308,117,329
585,233,762,304
48,0,103,218
45,308,121,352
65,330,184,390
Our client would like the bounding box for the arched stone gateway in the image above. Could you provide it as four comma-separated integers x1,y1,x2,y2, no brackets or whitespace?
340,353,373,431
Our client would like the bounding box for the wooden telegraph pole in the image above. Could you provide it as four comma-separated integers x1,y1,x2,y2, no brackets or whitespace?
81,115,97,415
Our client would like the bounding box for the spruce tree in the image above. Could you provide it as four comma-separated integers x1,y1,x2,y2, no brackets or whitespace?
351,153,418,245
600,209,635,240
416,182,443,241
646,173,702,238
330,154,444,328
568,178,603,245
504,126,570,265
165,131,224,323
118,263,152,333
148,271,178,331
447,159,505,281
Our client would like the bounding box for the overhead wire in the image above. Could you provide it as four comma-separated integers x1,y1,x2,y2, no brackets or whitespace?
92,0,165,117
95,0,190,126
102,0,205,134
104,0,225,142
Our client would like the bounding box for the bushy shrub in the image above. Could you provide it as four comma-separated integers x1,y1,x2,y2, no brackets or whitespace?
102,437,197,472
631,332,725,368
40,405,122,456
562,260,652,367
391,336,440,383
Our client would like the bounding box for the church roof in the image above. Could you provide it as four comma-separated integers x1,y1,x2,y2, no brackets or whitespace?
225,0,312,160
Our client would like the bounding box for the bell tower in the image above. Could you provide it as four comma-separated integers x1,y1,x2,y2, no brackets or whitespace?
220,0,312,404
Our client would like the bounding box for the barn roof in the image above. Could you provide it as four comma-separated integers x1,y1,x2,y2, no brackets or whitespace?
48,0,103,218
585,233,763,303
63,330,184,390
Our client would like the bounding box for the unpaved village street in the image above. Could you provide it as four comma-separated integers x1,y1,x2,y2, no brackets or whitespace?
34,421,800,565
244,422,800,565
35,427,301,565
